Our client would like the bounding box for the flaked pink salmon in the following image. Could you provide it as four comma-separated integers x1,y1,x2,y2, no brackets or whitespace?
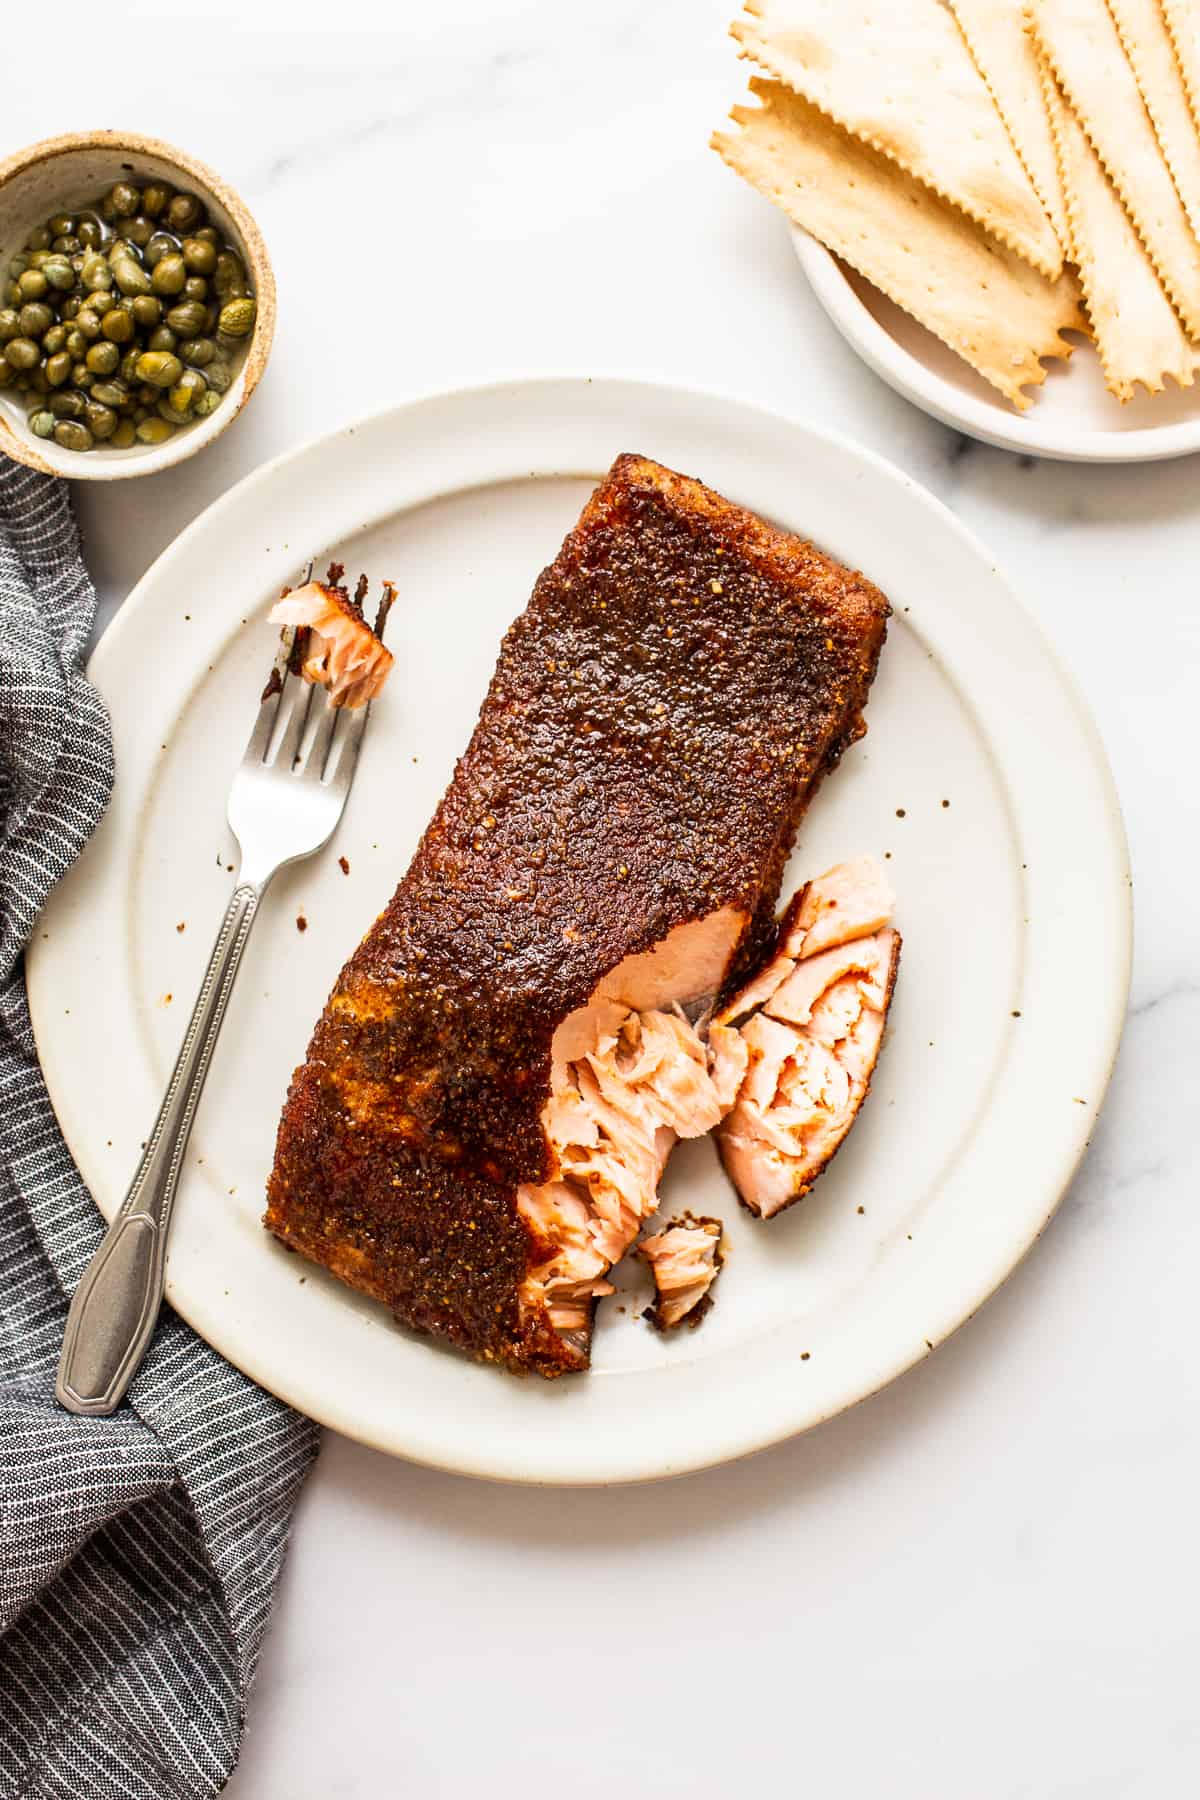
269,572,394,709
714,859,900,1219
639,1214,723,1330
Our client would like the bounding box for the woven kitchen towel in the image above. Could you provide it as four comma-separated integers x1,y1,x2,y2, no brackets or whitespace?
0,459,320,1800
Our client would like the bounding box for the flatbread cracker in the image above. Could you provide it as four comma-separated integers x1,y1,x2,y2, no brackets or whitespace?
730,0,1064,279
1030,0,1200,339
1040,55,1199,398
712,79,1084,411
1162,0,1200,130
947,0,1070,247
1109,0,1200,245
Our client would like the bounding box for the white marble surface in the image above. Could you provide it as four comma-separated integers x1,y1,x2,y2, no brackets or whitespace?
7,1,1200,1793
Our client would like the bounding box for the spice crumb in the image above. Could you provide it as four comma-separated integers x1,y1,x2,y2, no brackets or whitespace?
176,921,186,933
338,856,350,876
1011,1009,1022,1018
856,1204,865,1214
296,914,308,933
942,798,950,808
896,807,906,818
925,1339,934,1351
800,1351,811,1362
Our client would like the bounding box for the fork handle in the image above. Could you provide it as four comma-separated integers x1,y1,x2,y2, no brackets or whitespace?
56,881,264,1415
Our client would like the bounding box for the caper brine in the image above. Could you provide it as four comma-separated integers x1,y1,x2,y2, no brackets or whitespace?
1,173,256,454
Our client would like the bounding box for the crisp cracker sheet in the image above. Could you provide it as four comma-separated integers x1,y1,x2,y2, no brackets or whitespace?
1030,0,1200,338
731,0,1063,279
1162,0,1200,130
1109,0,1200,245
1041,57,1198,398
947,0,1070,247
712,79,1084,410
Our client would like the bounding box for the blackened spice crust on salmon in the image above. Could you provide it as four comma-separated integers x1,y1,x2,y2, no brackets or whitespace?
264,454,890,1374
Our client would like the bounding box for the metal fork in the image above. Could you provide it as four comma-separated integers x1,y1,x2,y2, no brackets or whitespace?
56,575,373,1416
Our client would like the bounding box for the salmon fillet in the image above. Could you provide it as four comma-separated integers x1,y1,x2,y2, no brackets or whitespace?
264,455,890,1375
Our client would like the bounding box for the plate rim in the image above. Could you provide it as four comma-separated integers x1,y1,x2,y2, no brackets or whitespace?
792,225,1200,464
28,374,1133,1483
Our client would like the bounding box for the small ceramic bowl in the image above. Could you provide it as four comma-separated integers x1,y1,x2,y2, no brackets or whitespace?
0,130,274,480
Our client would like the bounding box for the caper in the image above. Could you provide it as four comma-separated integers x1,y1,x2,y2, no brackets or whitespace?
193,387,222,418
52,235,81,256
180,335,215,366
183,276,208,303
65,328,87,357
75,310,101,340
217,297,256,339
49,391,86,420
4,284,20,307
125,216,153,248
60,296,80,320
109,183,139,218
89,290,117,317
0,309,19,341
194,225,219,246
203,358,232,393
29,409,55,439
44,351,73,387
101,308,134,344
53,419,93,453
81,253,113,292
144,233,175,268
136,349,183,387
91,378,129,406
42,323,67,354
8,257,29,281
180,236,217,275
164,299,207,337
141,182,170,218
85,340,119,375
77,218,103,249
27,366,48,396
48,212,75,237
111,417,137,447
164,367,206,415
17,268,48,300
165,192,203,232
42,258,74,291
25,225,51,252
4,337,40,371
18,302,52,338
136,415,173,444
131,294,161,328
112,254,151,297
147,326,177,353
120,348,142,384
213,252,246,299
150,253,186,296
73,369,95,392
84,400,117,439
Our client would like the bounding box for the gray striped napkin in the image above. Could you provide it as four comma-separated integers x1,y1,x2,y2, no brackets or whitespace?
0,459,319,1799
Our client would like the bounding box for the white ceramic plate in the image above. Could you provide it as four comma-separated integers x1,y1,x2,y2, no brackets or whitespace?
27,377,1130,1484
794,226,1200,463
